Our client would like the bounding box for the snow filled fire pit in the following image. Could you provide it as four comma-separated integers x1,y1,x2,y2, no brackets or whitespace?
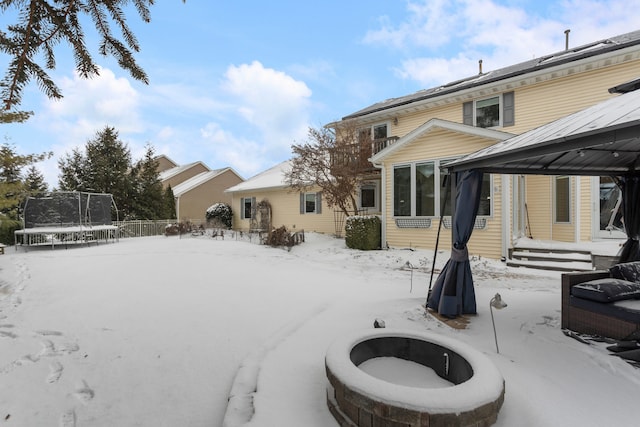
325,329,505,427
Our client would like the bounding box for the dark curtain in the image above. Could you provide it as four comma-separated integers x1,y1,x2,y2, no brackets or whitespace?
427,170,483,317
617,175,640,263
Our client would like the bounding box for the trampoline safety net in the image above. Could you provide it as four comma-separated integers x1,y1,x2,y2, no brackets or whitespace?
23,192,115,228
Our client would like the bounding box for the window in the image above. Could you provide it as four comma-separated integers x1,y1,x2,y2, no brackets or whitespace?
393,166,411,216
359,123,388,143
393,160,492,217
241,197,255,220
373,123,387,140
359,182,378,212
475,97,500,128
415,163,435,216
555,176,571,223
463,92,514,128
300,192,322,214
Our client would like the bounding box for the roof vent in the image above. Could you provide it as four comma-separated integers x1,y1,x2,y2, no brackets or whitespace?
565,29,571,50
479,59,483,75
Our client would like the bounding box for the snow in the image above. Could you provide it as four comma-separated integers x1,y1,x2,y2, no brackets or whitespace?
358,357,452,388
224,161,291,192
1,233,639,427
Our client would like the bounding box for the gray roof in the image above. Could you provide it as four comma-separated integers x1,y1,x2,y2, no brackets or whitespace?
343,29,640,121
445,84,640,176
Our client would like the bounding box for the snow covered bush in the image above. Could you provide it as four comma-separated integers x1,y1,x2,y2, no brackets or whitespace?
206,203,233,229
345,215,381,250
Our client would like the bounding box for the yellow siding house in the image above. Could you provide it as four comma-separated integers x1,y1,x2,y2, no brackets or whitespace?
332,29,640,264
226,161,337,235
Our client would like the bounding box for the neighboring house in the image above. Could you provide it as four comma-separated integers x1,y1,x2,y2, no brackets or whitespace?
159,161,211,190
157,157,244,222
172,168,244,222
155,154,178,174
225,161,336,234
330,29,640,261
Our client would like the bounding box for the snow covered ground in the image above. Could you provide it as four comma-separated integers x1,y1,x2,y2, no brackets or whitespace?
1,233,639,427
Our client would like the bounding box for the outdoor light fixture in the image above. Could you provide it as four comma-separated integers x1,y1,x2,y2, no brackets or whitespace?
490,293,507,353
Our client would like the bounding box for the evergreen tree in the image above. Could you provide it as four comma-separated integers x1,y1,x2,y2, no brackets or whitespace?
163,185,176,220
24,165,49,196
0,143,51,220
130,143,164,219
58,148,89,191
58,126,134,218
0,0,186,112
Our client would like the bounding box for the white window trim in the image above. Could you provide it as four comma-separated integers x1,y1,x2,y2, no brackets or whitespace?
241,197,253,220
358,181,379,212
392,159,494,219
304,192,317,214
474,94,503,128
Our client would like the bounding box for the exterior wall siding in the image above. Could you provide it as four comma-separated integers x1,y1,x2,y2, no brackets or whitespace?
231,187,338,235
156,156,177,173
163,163,209,189
176,171,243,222
579,176,593,241
380,130,505,258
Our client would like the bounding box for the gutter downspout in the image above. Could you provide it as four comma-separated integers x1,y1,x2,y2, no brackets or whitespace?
372,161,386,248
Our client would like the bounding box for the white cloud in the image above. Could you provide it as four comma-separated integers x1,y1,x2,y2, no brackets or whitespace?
363,0,456,49
199,122,266,177
366,0,640,87
41,67,142,136
207,61,313,174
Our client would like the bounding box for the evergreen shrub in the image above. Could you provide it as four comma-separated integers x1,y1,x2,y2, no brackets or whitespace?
345,215,381,250
0,219,21,246
206,203,233,229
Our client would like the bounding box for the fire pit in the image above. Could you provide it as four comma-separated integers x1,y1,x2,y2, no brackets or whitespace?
325,329,505,427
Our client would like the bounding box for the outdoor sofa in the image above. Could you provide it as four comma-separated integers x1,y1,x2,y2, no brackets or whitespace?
561,261,640,340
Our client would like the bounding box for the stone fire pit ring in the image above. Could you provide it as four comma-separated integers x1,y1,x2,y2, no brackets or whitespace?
325,328,505,427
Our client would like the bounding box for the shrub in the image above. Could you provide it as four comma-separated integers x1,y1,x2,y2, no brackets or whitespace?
345,216,381,250
206,203,233,229
0,219,21,246
266,226,291,247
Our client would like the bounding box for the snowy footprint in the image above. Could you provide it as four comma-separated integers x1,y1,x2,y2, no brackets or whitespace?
0,330,17,339
73,380,94,405
47,361,64,384
59,409,76,427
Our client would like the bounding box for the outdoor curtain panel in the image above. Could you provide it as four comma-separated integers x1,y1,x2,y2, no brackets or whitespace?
427,170,482,317
618,174,640,263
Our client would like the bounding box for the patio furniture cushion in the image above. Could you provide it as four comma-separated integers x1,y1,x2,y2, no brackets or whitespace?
571,278,640,303
610,261,640,283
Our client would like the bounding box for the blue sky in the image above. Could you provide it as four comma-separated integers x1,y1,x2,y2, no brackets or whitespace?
2,0,639,188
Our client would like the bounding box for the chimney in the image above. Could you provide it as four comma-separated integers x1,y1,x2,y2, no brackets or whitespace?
565,29,571,50
479,59,483,75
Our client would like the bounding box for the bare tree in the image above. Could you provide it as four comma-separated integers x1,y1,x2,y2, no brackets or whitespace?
285,122,373,217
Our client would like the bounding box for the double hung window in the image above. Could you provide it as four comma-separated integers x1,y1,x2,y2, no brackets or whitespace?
241,197,255,220
300,192,322,214
463,92,514,128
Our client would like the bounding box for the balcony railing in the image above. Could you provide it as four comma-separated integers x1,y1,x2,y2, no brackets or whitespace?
330,136,400,170
372,136,400,155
